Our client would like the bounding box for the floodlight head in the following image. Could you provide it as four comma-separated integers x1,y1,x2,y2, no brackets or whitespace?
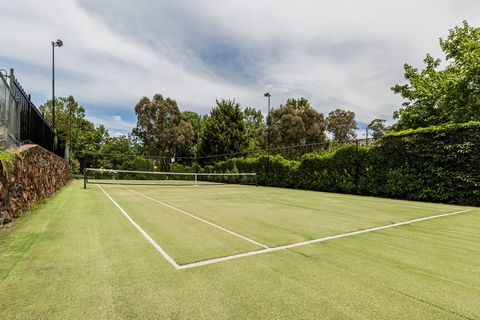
264,92,271,97
53,39,63,47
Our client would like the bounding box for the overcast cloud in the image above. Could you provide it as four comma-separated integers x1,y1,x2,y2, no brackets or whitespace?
1,0,480,135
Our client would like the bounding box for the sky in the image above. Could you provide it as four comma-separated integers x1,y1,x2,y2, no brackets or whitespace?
1,0,480,136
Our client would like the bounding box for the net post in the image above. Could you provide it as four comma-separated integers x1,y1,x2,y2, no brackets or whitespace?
255,173,258,187
195,173,197,187
83,168,87,189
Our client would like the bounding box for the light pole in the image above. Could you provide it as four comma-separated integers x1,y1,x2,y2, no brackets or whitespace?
264,92,271,154
51,39,63,146
264,92,271,181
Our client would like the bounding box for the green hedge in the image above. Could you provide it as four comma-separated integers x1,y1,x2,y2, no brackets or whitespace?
366,121,480,204
202,122,480,206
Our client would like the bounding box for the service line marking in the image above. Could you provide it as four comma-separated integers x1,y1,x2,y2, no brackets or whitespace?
177,208,473,270
97,184,181,270
124,187,269,249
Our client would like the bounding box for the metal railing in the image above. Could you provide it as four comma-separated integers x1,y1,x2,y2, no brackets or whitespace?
9,69,55,152
0,68,65,157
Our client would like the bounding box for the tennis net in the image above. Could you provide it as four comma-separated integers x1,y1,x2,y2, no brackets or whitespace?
83,168,257,188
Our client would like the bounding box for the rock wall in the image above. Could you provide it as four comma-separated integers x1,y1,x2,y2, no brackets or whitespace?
0,144,71,225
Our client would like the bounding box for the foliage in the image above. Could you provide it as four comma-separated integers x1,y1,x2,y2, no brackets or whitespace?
392,21,480,130
206,122,480,205
199,99,249,163
0,150,15,175
268,98,327,158
367,121,480,204
120,156,153,171
74,121,109,170
39,96,110,172
132,94,194,170
243,107,265,151
367,119,387,139
326,108,357,141
297,144,365,193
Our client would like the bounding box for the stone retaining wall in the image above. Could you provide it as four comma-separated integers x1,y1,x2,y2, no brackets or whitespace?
0,144,71,225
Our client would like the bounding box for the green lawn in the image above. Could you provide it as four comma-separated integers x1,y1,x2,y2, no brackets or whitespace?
0,180,479,319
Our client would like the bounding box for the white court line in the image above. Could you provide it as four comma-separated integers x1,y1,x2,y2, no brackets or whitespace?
98,184,473,270
97,184,180,270
177,209,473,270
124,187,269,249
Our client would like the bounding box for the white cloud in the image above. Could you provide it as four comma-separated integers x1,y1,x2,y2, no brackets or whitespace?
87,114,135,135
1,0,480,134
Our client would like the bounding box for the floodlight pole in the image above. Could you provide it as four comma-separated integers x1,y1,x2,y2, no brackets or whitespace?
264,92,271,183
264,92,271,156
51,39,63,151
195,122,200,173
52,41,55,132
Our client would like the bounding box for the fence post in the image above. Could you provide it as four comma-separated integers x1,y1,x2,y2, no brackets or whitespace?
84,168,87,189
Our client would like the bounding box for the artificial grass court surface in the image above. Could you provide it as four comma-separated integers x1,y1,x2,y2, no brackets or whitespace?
0,181,478,319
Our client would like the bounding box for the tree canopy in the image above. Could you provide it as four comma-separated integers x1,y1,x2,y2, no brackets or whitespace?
39,96,109,171
199,99,248,162
269,98,326,147
392,21,480,130
367,119,388,140
132,94,194,169
326,108,357,141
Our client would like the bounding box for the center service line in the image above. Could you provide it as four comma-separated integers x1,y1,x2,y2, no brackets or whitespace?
124,187,269,249
97,184,180,270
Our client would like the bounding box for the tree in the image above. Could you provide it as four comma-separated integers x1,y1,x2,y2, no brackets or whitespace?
326,108,357,141
40,96,86,149
98,135,140,169
199,99,248,162
74,121,109,169
244,107,265,150
132,94,194,170
180,111,203,160
268,98,327,158
285,97,310,110
181,111,202,137
367,119,387,140
392,21,480,130
39,96,110,171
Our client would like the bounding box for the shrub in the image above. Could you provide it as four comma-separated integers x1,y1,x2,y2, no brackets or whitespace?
201,122,480,205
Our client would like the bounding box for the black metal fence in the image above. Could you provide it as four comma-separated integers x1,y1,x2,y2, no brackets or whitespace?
8,69,65,157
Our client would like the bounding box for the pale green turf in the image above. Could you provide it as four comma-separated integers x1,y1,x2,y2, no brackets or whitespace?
103,182,467,252
0,180,479,319
107,187,260,264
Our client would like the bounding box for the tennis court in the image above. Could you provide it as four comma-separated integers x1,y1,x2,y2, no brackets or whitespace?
2,176,479,319
88,169,472,270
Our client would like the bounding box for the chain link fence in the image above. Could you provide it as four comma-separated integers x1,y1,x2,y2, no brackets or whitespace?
0,70,20,149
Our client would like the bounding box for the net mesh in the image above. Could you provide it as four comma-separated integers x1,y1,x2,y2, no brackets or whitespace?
84,168,257,187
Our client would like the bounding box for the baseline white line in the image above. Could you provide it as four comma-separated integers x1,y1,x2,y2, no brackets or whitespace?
97,184,180,270
178,209,473,270
124,187,269,249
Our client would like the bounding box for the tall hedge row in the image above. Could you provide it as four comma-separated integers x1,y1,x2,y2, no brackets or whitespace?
204,122,480,206
364,122,480,204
